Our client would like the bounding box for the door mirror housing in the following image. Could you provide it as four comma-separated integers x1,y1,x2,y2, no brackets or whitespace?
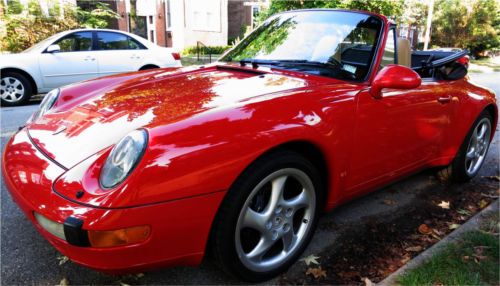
370,65,422,99
46,44,61,53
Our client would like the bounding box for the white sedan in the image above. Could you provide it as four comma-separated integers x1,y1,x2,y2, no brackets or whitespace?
0,29,182,106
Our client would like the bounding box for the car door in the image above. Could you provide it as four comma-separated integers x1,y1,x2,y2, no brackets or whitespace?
346,29,452,194
38,31,98,89
95,31,148,76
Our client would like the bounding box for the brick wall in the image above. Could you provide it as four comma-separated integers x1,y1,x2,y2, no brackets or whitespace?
155,0,166,46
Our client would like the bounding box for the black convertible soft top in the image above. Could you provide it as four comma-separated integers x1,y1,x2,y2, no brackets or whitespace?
411,50,469,80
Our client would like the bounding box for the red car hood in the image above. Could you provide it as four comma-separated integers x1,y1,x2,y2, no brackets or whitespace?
27,65,318,168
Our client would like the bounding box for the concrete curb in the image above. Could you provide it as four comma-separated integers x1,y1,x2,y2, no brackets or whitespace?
378,199,499,286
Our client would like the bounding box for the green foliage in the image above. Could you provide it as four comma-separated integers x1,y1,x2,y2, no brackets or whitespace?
182,45,232,56
432,0,499,57
6,0,23,14
1,2,79,52
1,0,120,52
256,0,404,25
398,231,499,285
76,2,120,29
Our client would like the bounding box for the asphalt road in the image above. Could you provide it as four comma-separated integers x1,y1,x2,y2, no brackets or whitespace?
1,72,499,285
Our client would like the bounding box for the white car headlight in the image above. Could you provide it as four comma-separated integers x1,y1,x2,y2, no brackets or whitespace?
100,129,148,189
29,88,60,123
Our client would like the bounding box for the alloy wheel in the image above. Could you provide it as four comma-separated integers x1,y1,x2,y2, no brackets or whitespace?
465,118,491,176
0,77,25,103
235,168,316,272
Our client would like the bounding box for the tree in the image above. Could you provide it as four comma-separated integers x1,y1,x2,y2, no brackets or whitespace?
1,0,120,52
75,1,120,29
256,0,404,24
431,0,499,56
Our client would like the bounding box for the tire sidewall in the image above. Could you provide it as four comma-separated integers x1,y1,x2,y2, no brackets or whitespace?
1,72,33,106
213,151,324,282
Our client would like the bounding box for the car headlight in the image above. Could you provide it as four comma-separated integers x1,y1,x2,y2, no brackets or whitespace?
99,129,148,189
29,88,60,123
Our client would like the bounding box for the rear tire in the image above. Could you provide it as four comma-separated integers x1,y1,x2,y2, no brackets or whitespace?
0,72,33,106
437,111,493,182
211,150,323,282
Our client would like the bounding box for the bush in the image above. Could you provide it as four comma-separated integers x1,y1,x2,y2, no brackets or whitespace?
1,1,79,53
1,0,119,53
182,45,232,56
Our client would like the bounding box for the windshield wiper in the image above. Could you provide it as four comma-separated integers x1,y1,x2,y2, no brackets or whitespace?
239,59,307,68
239,58,341,70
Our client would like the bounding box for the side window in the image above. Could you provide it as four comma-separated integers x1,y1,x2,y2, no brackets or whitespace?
97,32,146,50
380,28,396,68
53,32,92,52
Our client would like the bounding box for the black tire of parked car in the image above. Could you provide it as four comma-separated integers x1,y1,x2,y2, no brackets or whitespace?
211,150,323,282
437,110,493,183
0,72,33,107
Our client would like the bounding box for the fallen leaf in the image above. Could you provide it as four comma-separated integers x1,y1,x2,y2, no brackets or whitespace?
58,278,69,286
306,267,327,279
119,281,130,286
478,199,488,209
431,233,441,240
418,224,433,235
449,223,461,230
438,201,450,209
383,199,396,205
57,255,69,266
405,246,423,252
401,255,411,264
363,277,373,286
301,254,320,266
483,175,500,181
135,273,144,279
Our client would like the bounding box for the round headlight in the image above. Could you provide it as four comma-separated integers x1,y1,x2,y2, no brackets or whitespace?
100,129,148,189
29,88,60,123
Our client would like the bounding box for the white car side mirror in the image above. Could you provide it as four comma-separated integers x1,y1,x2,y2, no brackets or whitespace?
46,44,61,53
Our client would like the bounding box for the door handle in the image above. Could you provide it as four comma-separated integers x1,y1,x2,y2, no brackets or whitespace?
437,95,452,104
84,56,95,61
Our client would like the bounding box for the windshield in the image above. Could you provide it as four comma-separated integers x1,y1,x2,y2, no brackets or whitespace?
221,10,383,81
23,33,63,53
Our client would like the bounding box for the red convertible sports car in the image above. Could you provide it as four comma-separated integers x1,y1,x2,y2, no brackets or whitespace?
2,9,497,281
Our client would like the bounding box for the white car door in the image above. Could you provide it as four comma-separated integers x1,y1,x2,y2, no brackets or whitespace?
38,31,99,89
95,31,147,76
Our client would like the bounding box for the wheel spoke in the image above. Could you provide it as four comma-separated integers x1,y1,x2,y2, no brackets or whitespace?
284,189,309,210
282,230,296,252
477,124,487,140
242,208,267,232
246,236,275,260
466,148,476,159
266,176,287,214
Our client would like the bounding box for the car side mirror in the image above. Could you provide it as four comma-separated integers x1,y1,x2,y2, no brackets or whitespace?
46,44,61,53
370,65,422,99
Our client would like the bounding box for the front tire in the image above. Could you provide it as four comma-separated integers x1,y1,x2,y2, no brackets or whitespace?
0,72,33,106
212,151,323,282
438,111,493,182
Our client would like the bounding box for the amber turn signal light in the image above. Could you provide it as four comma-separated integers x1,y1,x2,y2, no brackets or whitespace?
88,225,151,248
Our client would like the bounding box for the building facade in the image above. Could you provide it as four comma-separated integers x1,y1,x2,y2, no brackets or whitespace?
102,0,265,51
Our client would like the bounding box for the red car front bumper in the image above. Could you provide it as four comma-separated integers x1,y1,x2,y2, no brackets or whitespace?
2,129,225,274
